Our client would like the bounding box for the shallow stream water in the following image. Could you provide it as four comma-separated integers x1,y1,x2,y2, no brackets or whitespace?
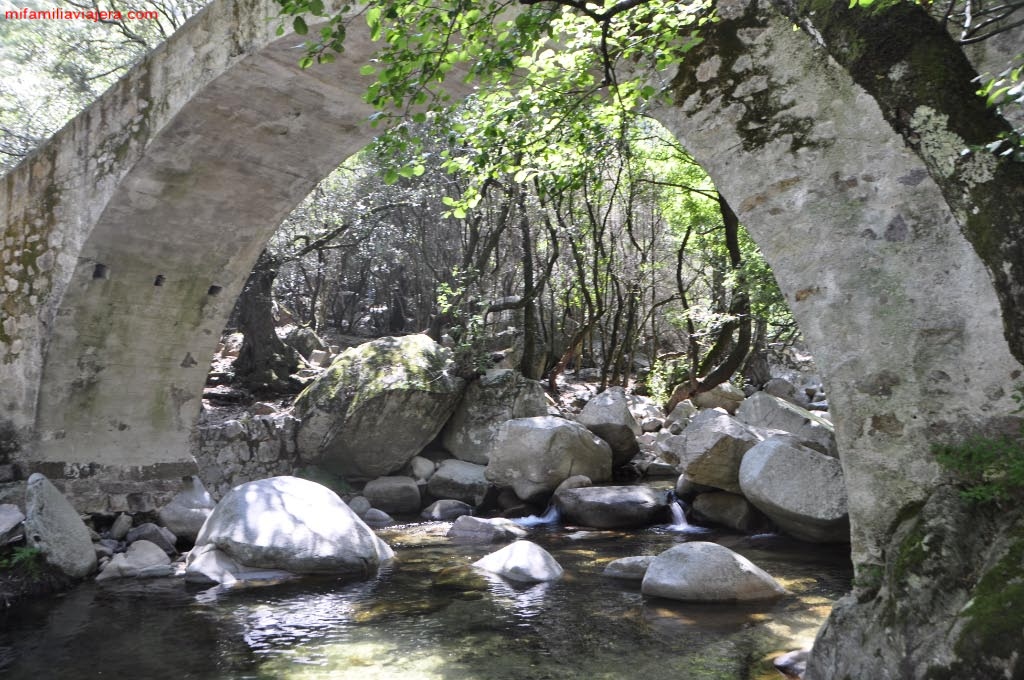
0,520,850,680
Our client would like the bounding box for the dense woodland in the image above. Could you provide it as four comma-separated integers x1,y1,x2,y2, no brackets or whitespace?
2,0,1021,409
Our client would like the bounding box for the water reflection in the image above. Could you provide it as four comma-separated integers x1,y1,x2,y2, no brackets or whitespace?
480,573,553,621
0,520,851,680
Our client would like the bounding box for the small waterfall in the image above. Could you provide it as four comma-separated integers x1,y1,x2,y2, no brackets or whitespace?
512,505,561,527
669,500,688,527
665,492,709,533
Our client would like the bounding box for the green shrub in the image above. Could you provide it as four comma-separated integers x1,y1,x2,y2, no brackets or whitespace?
0,546,43,577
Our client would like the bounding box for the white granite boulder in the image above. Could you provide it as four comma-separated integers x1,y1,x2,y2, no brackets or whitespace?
294,334,465,480
362,476,422,515
485,416,613,504
472,540,563,583
426,459,490,506
661,411,759,493
739,438,850,543
735,391,835,457
24,473,96,579
95,540,171,581
185,476,393,585
158,475,217,543
575,387,642,466
664,400,698,434
641,542,787,602
692,383,745,414
442,369,548,464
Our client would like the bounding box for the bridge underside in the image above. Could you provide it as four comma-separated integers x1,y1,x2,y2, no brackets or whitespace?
0,0,1021,574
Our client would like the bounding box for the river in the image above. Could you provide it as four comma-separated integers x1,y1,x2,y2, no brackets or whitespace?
0,520,850,679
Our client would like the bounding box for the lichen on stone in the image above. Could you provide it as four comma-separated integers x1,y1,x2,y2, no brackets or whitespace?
910,105,996,186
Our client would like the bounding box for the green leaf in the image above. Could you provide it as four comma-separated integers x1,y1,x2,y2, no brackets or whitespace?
293,16,308,35
383,168,399,184
360,64,377,76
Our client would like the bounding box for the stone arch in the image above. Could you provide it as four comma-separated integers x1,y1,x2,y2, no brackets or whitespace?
0,0,1020,581
2,0,467,502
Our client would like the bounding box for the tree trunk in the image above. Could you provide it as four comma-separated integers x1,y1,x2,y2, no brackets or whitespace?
233,249,298,390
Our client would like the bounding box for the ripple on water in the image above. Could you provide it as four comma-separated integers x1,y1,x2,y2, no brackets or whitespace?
0,522,851,680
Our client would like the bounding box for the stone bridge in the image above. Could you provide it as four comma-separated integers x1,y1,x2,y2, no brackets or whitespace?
2,0,1022,652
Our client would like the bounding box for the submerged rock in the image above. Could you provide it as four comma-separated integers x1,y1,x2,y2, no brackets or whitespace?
447,515,527,542
472,540,563,583
641,541,787,602
185,476,393,585
603,555,655,581
294,334,465,480
24,473,96,579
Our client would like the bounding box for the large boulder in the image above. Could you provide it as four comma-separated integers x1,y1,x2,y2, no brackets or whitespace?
23,473,96,579
739,438,850,543
362,476,422,515
736,391,836,457
660,411,759,493
554,485,666,529
294,335,465,480
126,523,178,556
575,387,642,467
664,400,698,434
472,540,563,583
0,504,25,545
157,475,216,544
421,499,473,521
641,541,787,602
185,476,393,584
95,540,171,581
485,416,613,504
692,491,761,532
426,459,490,506
441,369,547,464
691,383,745,413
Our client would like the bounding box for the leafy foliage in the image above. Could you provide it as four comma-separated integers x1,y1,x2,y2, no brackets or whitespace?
0,546,43,577
976,53,1024,161
935,385,1024,504
0,0,207,169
